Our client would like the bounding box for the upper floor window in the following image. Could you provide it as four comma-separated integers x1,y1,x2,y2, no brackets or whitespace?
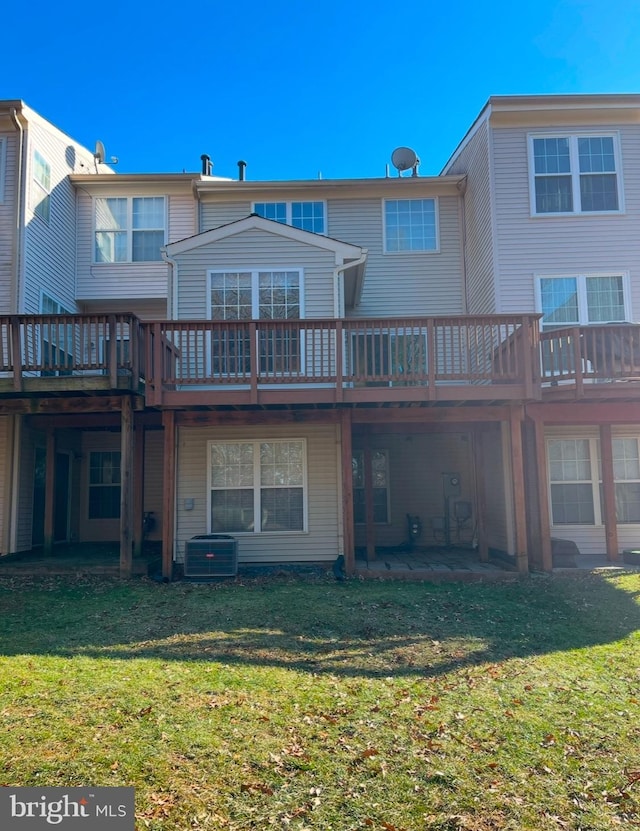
537,274,629,329
384,198,438,252
33,150,51,223
253,201,326,234
94,196,165,262
530,135,622,215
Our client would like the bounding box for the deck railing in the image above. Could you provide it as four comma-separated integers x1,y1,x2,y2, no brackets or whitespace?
0,314,143,391
144,315,540,403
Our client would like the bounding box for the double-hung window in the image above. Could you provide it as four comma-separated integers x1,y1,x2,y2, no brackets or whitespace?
352,449,390,523
384,199,438,252
209,439,306,533
94,196,165,262
548,436,640,525
530,134,621,215
209,270,302,375
33,150,51,223
253,201,326,233
88,451,121,519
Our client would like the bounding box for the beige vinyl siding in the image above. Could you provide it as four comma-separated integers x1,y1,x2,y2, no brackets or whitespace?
22,116,96,314
76,191,195,302
0,133,17,313
327,196,464,318
175,423,340,563
175,229,337,319
200,199,252,231
491,123,640,317
446,121,497,314
353,432,474,550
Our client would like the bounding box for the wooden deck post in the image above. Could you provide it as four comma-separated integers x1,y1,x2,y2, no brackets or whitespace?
363,428,376,561
161,410,176,580
119,396,134,578
43,428,56,557
133,421,145,560
533,417,553,571
509,407,529,574
340,409,355,574
472,428,489,562
599,424,620,562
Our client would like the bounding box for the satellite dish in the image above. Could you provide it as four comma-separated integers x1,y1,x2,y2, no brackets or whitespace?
94,140,106,164
391,146,419,173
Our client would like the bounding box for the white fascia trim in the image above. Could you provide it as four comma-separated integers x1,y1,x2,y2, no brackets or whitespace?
165,214,364,261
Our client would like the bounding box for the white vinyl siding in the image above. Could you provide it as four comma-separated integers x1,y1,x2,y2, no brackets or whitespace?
328,196,463,318
491,124,640,318
0,134,16,312
176,424,340,563
200,199,251,231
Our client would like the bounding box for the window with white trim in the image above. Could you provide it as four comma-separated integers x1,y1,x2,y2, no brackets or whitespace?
0,137,6,203
548,436,640,525
33,150,51,223
253,201,325,233
209,440,306,533
209,270,302,375
538,274,628,330
352,449,390,523
384,199,438,252
530,134,621,215
88,451,121,519
40,293,74,377
94,196,165,262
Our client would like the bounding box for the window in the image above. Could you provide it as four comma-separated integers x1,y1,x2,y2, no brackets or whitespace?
253,201,325,233
538,274,628,330
94,196,165,262
33,150,51,223
548,436,640,525
88,451,121,519
530,134,621,215
209,270,302,375
384,199,438,252
209,440,306,533
40,293,74,377
352,449,390,523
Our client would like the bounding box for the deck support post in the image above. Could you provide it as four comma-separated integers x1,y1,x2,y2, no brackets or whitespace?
161,410,176,580
119,396,134,578
509,407,529,574
600,424,620,562
43,428,56,557
133,420,145,560
532,417,553,571
340,409,355,575
472,428,489,562
363,428,376,562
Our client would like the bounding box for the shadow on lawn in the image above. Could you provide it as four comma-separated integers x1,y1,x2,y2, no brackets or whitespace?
0,572,639,678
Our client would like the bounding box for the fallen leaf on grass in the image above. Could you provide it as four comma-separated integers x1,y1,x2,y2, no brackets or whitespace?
240,782,274,796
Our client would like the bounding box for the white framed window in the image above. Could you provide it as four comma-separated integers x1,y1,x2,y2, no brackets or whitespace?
548,436,640,525
40,292,74,377
94,196,166,262
0,137,6,203
208,439,307,533
88,451,121,519
352,449,390,524
383,198,438,252
253,201,326,234
536,273,630,330
33,150,51,223
529,134,622,215
208,269,303,376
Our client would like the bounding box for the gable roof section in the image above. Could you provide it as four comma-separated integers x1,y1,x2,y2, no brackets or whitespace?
164,214,366,260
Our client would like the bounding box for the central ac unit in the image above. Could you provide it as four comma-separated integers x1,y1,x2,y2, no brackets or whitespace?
184,535,238,577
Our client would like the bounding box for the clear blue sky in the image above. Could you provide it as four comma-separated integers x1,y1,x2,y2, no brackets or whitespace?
4,0,640,180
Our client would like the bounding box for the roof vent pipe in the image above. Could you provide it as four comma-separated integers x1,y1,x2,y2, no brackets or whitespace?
237,160,247,181
201,154,213,176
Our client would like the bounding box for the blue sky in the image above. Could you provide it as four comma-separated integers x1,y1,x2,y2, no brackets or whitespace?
4,0,640,180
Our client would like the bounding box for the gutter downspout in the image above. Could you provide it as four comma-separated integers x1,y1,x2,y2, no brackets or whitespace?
333,252,367,318
9,107,27,314
161,248,178,319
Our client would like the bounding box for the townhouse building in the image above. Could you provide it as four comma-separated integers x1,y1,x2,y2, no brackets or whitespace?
1,94,639,578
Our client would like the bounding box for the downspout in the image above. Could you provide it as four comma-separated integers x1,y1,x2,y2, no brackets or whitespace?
333,252,367,318
9,107,27,314
161,248,178,319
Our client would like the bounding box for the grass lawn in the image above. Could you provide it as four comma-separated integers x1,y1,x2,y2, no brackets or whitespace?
0,571,639,830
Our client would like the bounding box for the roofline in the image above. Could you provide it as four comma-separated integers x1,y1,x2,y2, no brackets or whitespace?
195,174,466,195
